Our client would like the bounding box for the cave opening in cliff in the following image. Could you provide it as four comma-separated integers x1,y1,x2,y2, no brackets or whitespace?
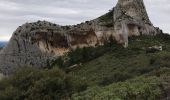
127,24,140,36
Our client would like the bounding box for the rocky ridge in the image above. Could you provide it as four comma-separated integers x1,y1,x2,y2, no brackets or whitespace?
0,0,163,74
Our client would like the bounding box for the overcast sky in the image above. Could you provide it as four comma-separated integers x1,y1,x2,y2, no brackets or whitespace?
0,0,169,41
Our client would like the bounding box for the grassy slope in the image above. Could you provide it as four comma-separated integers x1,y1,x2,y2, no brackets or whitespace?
0,34,170,100
69,34,170,99
69,34,170,86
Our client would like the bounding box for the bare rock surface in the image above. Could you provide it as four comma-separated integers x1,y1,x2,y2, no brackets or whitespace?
0,0,162,74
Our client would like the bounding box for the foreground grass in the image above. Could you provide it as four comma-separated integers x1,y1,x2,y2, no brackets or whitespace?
0,73,4,80
72,74,170,100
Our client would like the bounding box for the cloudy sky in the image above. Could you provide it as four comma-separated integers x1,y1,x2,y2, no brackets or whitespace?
0,0,169,41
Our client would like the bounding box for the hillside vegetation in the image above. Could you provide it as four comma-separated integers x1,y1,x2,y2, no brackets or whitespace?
0,34,170,100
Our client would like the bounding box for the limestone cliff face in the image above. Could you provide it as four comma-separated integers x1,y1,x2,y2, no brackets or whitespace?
113,0,162,47
0,0,162,74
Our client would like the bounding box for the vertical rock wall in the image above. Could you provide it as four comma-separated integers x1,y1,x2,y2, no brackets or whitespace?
0,0,162,74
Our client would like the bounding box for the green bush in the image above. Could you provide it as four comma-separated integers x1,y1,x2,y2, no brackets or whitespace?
72,76,166,100
98,71,132,86
0,67,86,100
99,9,113,23
51,41,119,69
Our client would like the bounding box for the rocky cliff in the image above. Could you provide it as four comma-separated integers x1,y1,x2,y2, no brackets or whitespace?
0,0,162,74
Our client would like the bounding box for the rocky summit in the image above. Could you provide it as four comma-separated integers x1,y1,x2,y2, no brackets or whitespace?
0,0,163,74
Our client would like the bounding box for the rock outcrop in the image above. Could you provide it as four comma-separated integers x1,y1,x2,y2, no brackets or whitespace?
0,0,162,74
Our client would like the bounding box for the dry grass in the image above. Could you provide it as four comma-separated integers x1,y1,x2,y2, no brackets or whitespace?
0,73,4,80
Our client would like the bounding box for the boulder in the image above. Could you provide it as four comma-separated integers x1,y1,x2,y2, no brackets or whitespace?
146,46,163,53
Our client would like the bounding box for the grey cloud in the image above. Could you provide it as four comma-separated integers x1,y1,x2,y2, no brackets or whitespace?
144,0,170,33
0,0,169,41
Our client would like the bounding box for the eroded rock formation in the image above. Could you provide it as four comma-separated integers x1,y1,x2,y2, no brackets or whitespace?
0,0,162,74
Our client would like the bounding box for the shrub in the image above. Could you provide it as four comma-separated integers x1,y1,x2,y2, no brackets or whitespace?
99,9,113,23
99,72,132,86
51,42,118,69
72,76,166,100
0,67,84,100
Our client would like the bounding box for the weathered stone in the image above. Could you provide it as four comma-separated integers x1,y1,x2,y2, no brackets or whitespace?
146,45,163,53
113,0,161,47
0,0,162,74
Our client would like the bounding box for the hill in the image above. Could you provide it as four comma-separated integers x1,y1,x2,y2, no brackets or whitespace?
0,0,169,99
0,42,7,51
0,34,170,99
70,34,170,99
0,42,7,48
